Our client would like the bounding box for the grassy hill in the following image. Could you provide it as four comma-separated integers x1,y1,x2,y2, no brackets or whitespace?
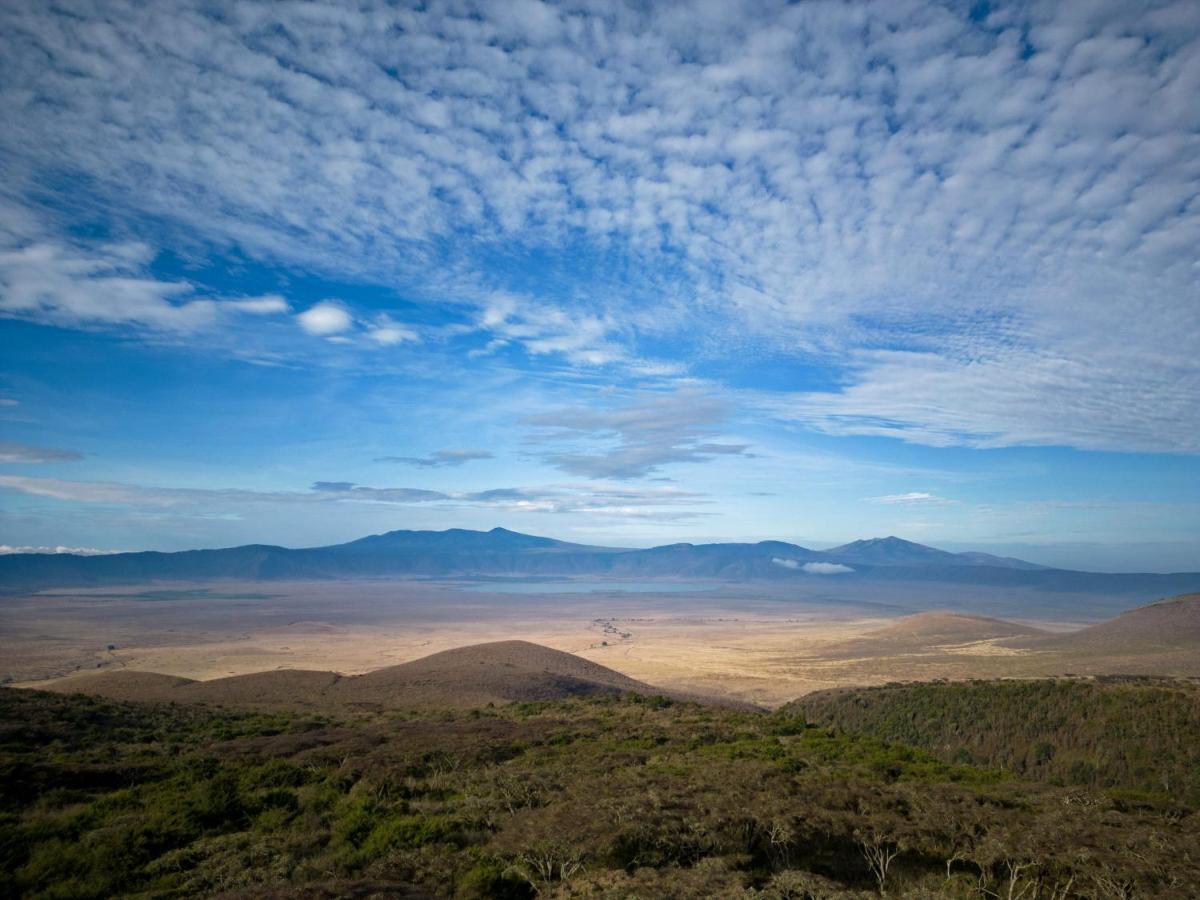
1014,593,1200,652
2,684,1199,898
787,677,1200,804
816,612,1047,657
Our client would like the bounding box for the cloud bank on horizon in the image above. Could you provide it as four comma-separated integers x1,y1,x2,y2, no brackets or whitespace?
0,0,1197,567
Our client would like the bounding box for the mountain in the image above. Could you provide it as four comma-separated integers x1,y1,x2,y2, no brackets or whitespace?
824,536,1047,570
1,527,1197,596
37,640,742,710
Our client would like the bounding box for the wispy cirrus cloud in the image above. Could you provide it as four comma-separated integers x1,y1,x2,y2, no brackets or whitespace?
374,449,494,468
866,491,958,506
0,474,710,523
526,390,750,479
0,441,83,463
0,544,118,555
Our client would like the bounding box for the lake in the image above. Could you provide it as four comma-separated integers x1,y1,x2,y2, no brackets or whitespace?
459,580,722,594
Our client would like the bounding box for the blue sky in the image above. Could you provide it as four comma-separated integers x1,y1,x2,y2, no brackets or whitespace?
1,0,1198,571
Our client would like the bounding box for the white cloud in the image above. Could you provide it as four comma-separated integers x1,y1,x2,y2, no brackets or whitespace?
229,295,289,315
866,491,957,505
0,544,118,555
773,557,856,574
367,322,418,345
297,302,353,336
0,203,292,336
801,562,855,575
0,238,215,332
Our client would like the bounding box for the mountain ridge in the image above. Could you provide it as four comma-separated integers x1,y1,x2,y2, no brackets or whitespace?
1,527,1197,595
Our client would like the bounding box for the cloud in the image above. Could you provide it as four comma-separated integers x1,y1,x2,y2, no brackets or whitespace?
801,562,855,575
0,206,294,335
0,238,215,332
472,292,625,367
297,302,353,336
527,390,751,479
367,317,418,346
0,474,710,523
772,557,854,574
293,303,419,348
375,449,494,468
228,295,289,315
0,544,118,555
866,492,957,505
0,441,83,463
0,1,1197,449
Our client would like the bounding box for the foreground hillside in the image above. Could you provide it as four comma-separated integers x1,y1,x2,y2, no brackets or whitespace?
2,686,1198,898
789,677,1200,805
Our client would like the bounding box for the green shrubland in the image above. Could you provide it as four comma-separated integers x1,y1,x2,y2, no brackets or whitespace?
788,677,1200,805
1,683,1197,898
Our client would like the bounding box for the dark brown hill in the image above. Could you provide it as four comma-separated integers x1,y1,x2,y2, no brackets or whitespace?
35,640,735,710
341,640,651,707
40,670,196,702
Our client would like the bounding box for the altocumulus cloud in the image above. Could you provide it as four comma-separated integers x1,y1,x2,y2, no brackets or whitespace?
0,1,1197,450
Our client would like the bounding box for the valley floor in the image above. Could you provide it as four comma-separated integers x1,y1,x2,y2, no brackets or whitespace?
5,580,1198,707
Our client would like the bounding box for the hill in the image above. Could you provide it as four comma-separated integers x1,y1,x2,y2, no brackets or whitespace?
1012,593,1200,652
36,640,730,711
786,677,1200,804
342,640,655,708
815,612,1047,657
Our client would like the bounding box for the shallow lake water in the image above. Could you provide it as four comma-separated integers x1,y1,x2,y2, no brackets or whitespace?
458,580,722,594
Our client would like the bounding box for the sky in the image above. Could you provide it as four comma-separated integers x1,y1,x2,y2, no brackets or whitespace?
0,0,1198,572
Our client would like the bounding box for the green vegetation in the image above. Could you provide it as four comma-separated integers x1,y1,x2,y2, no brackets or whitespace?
788,676,1200,805
2,684,1198,898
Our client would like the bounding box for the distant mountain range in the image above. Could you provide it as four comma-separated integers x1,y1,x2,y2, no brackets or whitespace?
1,527,1198,595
